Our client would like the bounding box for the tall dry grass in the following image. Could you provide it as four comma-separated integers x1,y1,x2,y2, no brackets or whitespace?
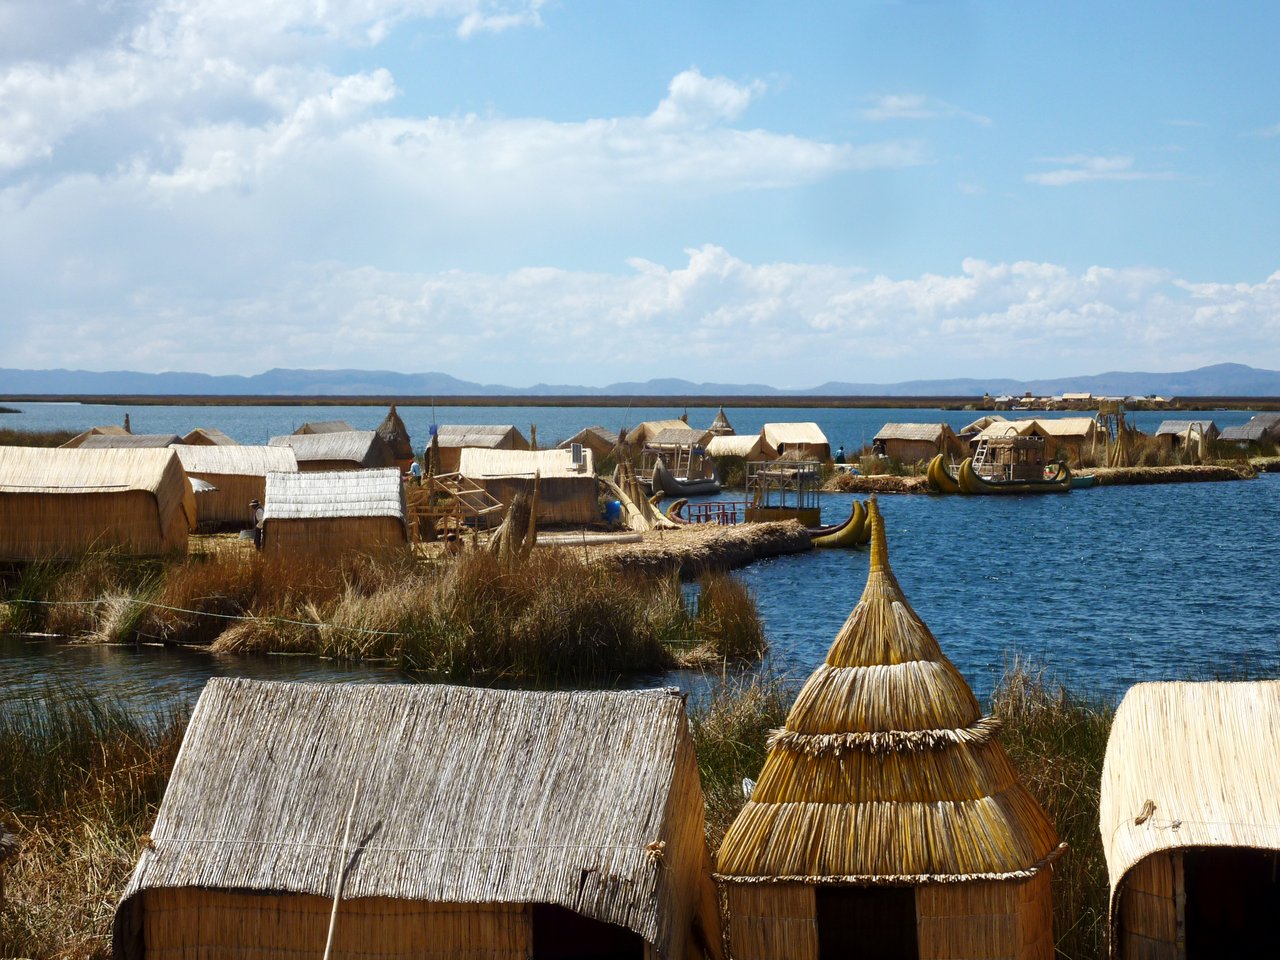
0,688,185,960
0,427,79,448
2,547,767,683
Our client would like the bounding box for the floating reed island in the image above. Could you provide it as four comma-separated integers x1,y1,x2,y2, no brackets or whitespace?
715,500,1066,959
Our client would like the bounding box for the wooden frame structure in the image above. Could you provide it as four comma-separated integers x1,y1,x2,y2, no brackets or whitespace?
744,459,822,526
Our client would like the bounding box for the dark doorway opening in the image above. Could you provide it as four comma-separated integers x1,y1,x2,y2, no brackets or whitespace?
816,885,917,960
530,903,645,960
1185,847,1280,959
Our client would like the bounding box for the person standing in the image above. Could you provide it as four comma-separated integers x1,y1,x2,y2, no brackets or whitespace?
249,499,264,549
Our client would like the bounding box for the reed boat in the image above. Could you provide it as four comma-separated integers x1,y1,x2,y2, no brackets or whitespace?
956,456,1071,494
650,456,722,497
926,454,963,494
809,499,869,548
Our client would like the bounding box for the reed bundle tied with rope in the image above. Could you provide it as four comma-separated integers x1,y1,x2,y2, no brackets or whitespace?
717,499,1063,884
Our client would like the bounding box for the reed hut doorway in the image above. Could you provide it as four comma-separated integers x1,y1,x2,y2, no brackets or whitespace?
1184,848,1280,957
816,886,917,959
530,903,645,959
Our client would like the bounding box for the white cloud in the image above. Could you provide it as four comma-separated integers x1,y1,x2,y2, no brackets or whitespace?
1026,155,1176,186
7,247,1278,382
649,68,766,129
862,93,991,126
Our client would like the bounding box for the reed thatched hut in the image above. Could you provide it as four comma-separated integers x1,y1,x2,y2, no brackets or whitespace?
59,424,131,448
375,405,415,474
113,678,723,960
762,422,830,460
181,427,238,446
261,468,407,559
626,419,689,446
873,423,957,463
1153,420,1219,453
1101,680,1280,959
269,431,397,472
293,419,356,435
433,425,529,474
708,406,735,436
558,425,621,460
459,447,599,525
78,433,184,449
0,447,195,559
706,434,777,462
172,445,298,528
1035,417,1104,464
716,501,1064,960
1219,412,1280,447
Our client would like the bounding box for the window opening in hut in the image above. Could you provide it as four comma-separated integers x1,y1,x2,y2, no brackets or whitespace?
816,885,917,959
530,903,645,960
1184,847,1280,958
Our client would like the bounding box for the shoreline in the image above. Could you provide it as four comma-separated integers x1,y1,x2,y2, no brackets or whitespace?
826,461,1263,494
4,392,1279,410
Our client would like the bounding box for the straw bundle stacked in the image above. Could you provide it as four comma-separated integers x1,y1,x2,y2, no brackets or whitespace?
375,405,415,472
262,468,407,560
716,499,1063,960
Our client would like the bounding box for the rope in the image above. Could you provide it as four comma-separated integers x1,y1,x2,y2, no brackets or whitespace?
5,597,405,637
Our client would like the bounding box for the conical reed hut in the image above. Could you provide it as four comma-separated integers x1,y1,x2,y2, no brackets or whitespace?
715,500,1065,960
375,404,415,473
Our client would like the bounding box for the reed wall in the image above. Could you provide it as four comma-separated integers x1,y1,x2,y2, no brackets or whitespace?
295,459,363,472
262,516,407,561
725,884,817,960
0,490,187,559
917,872,1054,960
476,475,599,525
139,888,530,959
186,472,266,527
1115,852,1180,960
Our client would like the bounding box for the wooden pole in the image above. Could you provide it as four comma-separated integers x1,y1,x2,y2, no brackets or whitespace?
322,780,362,960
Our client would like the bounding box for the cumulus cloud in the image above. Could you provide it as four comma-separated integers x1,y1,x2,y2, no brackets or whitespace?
7,248,1278,382
1026,155,1176,186
862,93,991,126
649,68,766,129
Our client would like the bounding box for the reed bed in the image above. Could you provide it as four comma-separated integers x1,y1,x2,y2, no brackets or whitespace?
0,427,79,447
1,546,767,682
0,688,185,960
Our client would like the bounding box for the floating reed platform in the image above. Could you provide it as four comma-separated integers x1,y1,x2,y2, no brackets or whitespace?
1088,463,1255,485
824,473,931,495
595,521,813,580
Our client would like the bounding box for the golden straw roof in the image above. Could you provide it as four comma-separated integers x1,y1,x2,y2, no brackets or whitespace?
115,679,719,959
716,500,1063,885
459,446,595,480
172,444,298,477
762,422,829,447
1100,681,1280,916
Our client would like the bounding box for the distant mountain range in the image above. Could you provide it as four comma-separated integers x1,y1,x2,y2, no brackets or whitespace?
3,363,1279,398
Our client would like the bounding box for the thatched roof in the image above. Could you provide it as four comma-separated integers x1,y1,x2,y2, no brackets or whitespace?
558,426,619,456
1035,417,1100,438
1153,419,1218,437
1100,681,1280,916
434,424,528,449
975,419,1046,441
716,500,1063,885
375,405,414,461
706,434,778,460
268,431,395,468
264,468,406,522
1218,424,1267,442
78,433,183,449
648,427,712,448
460,447,595,480
708,406,735,435
59,425,130,448
762,422,829,447
181,427,238,446
172,444,298,477
0,447,195,533
626,420,688,445
115,679,719,960
960,414,1007,434
292,420,355,435
873,422,951,442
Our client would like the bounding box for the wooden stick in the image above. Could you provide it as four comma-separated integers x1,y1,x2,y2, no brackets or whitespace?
322,779,362,960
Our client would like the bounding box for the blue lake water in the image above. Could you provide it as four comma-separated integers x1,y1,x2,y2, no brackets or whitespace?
2,401,1275,711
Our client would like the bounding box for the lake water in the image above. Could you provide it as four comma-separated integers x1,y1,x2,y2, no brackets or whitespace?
2,401,1274,710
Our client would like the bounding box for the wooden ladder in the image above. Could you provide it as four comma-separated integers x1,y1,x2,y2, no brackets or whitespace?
973,438,990,471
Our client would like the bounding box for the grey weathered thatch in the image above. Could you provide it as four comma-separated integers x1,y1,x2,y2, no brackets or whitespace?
375,405,414,470
0,447,195,559
114,678,723,960
268,431,396,471
78,433,184,449
558,425,620,459
1153,419,1219,439
432,424,529,473
59,425,130,448
648,427,713,449
708,406,735,436
262,468,407,558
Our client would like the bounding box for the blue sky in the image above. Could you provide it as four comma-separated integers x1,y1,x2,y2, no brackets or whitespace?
2,0,1278,387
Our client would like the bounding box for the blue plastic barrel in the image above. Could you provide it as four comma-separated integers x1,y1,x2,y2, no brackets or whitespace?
603,500,623,523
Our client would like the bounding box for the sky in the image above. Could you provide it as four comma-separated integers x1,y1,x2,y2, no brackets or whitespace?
2,0,1279,388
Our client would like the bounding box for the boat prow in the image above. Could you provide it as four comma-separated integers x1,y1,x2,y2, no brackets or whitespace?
957,457,1072,495
926,454,963,494
651,457,722,497
809,499,867,548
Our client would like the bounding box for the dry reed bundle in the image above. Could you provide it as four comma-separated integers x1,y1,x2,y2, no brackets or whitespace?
716,499,1064,884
